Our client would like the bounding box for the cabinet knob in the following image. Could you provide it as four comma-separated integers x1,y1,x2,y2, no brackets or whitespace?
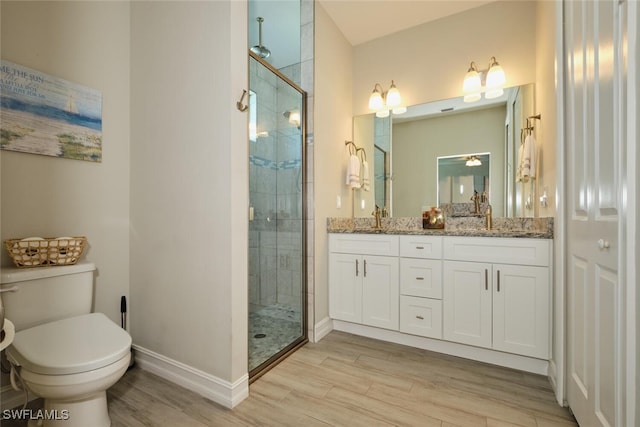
598,239,610,249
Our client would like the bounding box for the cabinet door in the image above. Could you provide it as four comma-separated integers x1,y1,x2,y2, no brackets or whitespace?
329,253,362,323
443,261,492,348
492,264,550,359
362,255,399,330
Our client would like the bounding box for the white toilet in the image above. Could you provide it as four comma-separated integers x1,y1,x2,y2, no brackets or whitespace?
0,262,131,427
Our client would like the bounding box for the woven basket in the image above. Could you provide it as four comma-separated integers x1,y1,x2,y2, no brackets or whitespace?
4,237,87,268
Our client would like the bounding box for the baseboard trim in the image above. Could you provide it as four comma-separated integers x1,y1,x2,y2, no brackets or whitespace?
1,384,37,411
332,320,549,375
131,345,248,409
314,316,333,342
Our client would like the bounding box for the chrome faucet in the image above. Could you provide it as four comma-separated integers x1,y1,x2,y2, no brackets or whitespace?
372,206,382,230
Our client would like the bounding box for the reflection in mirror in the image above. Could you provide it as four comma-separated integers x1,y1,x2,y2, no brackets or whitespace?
437,153,490,205
352,84,535,218
374,145,389,210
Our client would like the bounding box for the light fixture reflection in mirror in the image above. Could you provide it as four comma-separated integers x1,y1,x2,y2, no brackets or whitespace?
465,155,482,166
438,153,490,207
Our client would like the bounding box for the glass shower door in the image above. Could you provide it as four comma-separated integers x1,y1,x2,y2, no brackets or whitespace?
248,53,306,377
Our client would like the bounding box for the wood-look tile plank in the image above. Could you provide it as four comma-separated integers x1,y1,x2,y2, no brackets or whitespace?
366,382,488,427
325,385,443,427
413,383,539,427
4,331,576,427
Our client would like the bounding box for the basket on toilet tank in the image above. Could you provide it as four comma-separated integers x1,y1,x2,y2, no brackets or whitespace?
4,236,87,268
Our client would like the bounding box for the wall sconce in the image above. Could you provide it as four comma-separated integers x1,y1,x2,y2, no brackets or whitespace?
463,56,506,103
368,80,407,118
465,155,482,166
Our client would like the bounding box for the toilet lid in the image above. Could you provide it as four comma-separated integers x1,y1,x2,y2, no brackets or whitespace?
6,313,132,375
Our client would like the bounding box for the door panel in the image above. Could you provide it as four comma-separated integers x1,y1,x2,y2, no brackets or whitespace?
492,264,549,358
569,256,590,400
565,0,624,425
329,253,362,323
443,261,492,348
362,255,399,330
595,266,617,426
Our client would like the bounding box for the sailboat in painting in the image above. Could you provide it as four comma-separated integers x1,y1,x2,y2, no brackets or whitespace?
65,94,79,114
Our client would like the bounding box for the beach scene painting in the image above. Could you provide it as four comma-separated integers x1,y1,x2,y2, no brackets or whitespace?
0,60,102,162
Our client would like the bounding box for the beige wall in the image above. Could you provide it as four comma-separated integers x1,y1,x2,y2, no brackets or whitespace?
1,0,248,402
314,0,558,334
130,1,248,383
313,2,353,326
352,1,537,116
392,106,506,217
0,1,131,325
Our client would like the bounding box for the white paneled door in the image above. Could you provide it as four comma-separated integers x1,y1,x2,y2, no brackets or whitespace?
564,1,627,425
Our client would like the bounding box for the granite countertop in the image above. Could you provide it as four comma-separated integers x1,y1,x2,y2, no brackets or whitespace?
327,217,554,239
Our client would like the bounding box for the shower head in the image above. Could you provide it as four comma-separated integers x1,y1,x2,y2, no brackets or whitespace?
250,17,271,59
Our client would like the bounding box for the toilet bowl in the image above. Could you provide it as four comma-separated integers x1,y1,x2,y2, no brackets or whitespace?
6,312,132,427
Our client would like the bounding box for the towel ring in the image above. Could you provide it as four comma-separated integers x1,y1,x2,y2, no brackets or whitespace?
345,141,357,155
357,147,367,162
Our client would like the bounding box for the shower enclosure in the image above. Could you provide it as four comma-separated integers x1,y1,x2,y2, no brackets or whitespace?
248,52,307,378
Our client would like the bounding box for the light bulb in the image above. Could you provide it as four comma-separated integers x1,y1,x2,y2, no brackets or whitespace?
486,57,506,98
369,90,384,110
463,63,482,103
385,81,401,108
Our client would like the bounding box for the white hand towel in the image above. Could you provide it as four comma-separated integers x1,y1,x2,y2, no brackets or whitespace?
361,160,370,192
346,154,361,188
517,134,537,183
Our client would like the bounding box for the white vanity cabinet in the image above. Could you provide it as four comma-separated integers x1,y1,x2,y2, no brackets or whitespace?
329,234,399,330
399,236,443,339
442,237,551,359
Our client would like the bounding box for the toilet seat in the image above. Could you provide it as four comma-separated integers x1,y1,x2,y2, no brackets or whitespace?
6,313,131,375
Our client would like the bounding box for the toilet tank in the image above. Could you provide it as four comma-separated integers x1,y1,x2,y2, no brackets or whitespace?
0,261,96,331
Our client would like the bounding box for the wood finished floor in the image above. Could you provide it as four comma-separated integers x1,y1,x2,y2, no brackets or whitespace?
7,331,578,426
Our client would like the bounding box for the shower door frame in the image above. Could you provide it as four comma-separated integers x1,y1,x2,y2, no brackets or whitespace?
248,50,308,382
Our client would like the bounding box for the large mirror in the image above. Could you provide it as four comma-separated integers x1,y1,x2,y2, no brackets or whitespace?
352,83,535,218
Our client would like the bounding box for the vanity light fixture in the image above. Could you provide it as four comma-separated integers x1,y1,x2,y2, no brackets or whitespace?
368,81,407,118
465,156,482,167
462,56,506,102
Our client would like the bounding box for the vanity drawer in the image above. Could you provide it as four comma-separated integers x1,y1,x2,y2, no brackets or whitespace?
400,258,442,299
400,295,442,339
399,235,442,259
329,234,399,256
443,237,551,266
